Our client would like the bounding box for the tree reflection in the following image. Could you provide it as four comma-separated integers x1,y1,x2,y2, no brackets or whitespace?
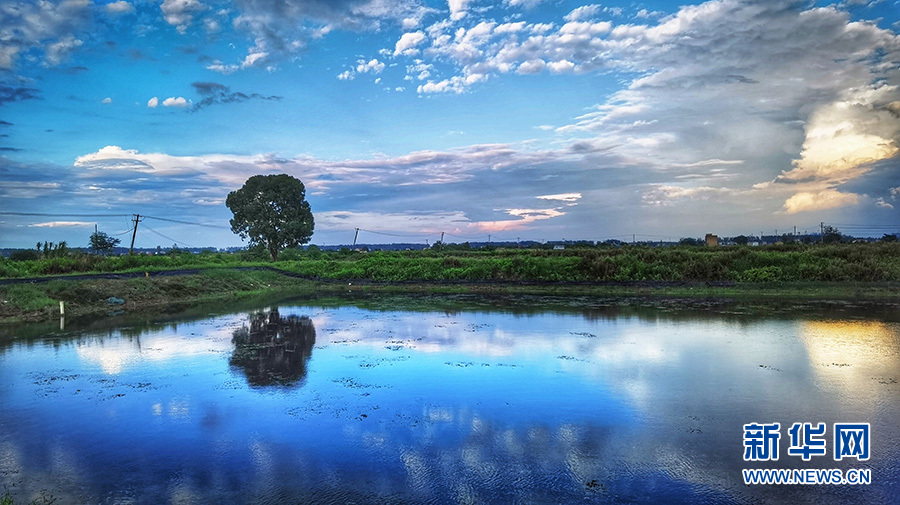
230,309,316,388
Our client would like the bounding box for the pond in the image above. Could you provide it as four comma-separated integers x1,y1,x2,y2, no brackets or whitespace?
0,295,898,504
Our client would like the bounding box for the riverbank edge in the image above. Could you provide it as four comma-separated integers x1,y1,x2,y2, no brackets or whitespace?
1,268,898,324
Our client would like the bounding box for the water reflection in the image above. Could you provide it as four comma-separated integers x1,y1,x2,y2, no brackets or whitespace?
0,299,897,504
229,309,316,388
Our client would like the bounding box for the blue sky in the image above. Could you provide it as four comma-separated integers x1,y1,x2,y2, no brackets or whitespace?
1,0,899,248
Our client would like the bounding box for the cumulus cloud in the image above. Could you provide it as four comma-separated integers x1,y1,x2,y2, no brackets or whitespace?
356,58,385,73
215,0,431,71
377,0,900,216
104,1,134,15
504,0,547,9
448,0,470,21
205,41,270,74
162,96,189,107
777,89,900,185
782,189,860,214
564,4,602,22
394,31,426,56
147,96,159,108
101,97,112,104
0,0,92,68
161,0,206,34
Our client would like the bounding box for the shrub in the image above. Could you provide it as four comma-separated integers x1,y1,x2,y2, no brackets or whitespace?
738,266,784,282
9,249,40,261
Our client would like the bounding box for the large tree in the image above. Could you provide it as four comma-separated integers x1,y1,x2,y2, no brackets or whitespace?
226,174,314,261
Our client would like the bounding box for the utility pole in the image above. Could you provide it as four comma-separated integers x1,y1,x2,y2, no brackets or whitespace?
488,234,491,245
820,222,825,243
352,228,359,248
440,232,444,252
129,214,143,255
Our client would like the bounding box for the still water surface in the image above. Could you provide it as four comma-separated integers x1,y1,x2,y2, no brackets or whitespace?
0,296,898,504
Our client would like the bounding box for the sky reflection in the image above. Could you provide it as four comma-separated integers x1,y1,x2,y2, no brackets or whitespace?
0,301,897,504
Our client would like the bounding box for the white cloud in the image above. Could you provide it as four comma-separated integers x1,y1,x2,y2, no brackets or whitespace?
642,185,738,207
564,4,602,22
161,0,206,34
448,0,469,21
205,61,238,74
225,0,432,72
147,96,159,108
394,31,426,56
105,1,134,14
547,60,575,74
337,70,354,80
43,35,83,66
504,0,547,8
475,207,566,232
162,96,189,107
536,193,582,203
356,58,385,74
782,189,860,214
778,89,900,184
242,48,268,68
101,97,112,104
29,221,94,228
0,0,92,68
517,59,545,75
875,197,894,209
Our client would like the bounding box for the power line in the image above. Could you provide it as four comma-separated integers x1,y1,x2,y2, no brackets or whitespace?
143,215,231,230
356,228,432,239
141,223,196,248
443,232,489,240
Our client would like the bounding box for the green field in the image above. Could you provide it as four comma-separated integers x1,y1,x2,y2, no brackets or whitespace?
2,242,899,282
1,243,898,323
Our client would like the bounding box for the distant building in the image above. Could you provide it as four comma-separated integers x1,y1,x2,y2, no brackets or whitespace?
553,244,565,250
705,233,719,246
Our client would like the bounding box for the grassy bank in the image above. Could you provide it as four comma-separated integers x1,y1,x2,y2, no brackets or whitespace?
0,269,325,323
2,243,899,282
1,267,898,324
2,243,898,323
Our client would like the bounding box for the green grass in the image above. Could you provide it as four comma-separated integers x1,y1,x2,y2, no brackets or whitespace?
0,268,329,323
1,242,899,284
2,285,56,312
273,243,900,283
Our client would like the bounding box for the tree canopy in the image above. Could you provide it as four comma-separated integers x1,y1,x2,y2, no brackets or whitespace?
89,232,120,254
225,174,314,261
